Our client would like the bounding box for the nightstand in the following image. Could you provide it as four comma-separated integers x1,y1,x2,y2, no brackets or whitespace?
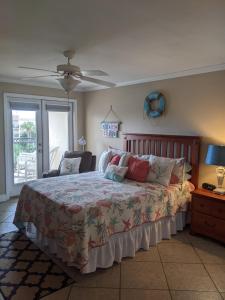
191,188,225,243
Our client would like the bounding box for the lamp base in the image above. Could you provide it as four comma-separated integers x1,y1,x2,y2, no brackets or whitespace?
213,187,225,195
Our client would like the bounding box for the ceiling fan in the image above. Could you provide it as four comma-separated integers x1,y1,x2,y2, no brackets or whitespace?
19,50,116,94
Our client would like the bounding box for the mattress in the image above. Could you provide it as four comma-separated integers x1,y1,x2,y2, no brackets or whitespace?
14,171,194,271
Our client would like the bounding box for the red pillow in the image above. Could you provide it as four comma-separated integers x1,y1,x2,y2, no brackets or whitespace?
126,156,149,182
110,155,121,165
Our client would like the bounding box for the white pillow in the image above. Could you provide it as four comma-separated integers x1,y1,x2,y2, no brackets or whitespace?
134,154,151,160
60,157,81,175
98,150,112,173
108,146,125,156
148,155,176,186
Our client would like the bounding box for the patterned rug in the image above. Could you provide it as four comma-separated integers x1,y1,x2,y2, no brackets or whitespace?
0,231,74,300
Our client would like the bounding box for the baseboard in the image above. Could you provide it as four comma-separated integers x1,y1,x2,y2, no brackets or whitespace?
0,194,9,203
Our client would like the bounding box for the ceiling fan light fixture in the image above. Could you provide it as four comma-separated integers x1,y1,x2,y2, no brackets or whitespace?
58,76,81,94
19,49,115,89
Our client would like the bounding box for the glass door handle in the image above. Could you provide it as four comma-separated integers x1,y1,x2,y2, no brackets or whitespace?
38,144,42,153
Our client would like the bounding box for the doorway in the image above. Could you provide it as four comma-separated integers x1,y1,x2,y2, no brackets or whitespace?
4,94,76,197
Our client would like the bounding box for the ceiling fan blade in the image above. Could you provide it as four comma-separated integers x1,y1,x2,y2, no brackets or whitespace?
18,66,58,74
81,70,108,76
81,76,116,87
21,74,60,80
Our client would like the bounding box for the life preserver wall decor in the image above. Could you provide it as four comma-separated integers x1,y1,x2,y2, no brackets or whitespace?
144,91,165,118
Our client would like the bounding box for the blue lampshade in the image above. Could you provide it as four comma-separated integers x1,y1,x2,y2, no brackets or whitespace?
205,145,225,166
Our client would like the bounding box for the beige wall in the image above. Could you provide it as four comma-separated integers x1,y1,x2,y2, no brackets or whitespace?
84,70,225,187
0,82,84,195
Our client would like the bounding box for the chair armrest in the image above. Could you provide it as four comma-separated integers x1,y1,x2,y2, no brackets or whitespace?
90,155,96,171
42,169,60,178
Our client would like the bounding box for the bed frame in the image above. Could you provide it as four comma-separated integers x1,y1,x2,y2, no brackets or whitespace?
123,133,201,187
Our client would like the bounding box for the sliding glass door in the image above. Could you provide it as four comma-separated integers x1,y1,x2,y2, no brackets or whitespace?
5,95,74,197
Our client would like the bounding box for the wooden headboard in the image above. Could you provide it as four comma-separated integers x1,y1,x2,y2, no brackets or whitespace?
123,133,201,187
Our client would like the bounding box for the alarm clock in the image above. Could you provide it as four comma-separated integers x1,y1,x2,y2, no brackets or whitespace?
202,183,216,191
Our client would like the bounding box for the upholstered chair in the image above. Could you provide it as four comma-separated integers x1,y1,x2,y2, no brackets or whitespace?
43,151,96,178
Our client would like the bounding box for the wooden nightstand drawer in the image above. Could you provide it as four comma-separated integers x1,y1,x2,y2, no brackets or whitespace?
192,196,211,215
191,211,225,243
191,189,225,243
211,201,225,220
191,211,215,237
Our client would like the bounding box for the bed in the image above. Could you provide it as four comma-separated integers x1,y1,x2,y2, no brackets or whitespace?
14,133,200,274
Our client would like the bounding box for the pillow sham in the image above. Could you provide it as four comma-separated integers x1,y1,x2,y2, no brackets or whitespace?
118,153,132,167
108,146,133,167
170,158,185,184
134,154,151,160
183,162,192,181
126,156,149,182
60,157,81,175
108,145,126,156
104,164,128,182
110,154,121,165
98,150,112,173
148,155,176,186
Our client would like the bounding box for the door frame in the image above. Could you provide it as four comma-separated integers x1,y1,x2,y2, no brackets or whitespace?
4,93,77,198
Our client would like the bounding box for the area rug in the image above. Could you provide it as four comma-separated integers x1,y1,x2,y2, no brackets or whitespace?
0,231,74,300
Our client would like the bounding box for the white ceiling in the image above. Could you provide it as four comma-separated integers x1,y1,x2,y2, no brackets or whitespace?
1,0,225,92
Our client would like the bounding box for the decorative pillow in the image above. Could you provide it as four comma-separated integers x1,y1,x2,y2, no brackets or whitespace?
126,156,150,182
170,158,185,184
63,151,92,173
60,157,81,175
183,162,192,181
148,155,176,186
108,146,133,166
108,145,125,156
134,154,151,160
118,153,132,167
98,150,112,173
104,164,128,182
110,154,121,165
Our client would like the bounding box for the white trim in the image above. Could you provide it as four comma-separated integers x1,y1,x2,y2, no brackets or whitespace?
0,194,9,203
4,93,11,199
115,62,225,89
1,62,225,92
81,62,225,92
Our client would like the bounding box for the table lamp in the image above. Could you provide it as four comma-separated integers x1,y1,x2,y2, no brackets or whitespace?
205,144,225,194
78,136,87,151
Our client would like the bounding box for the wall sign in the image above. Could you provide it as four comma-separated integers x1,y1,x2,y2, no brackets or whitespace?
101,121,120,138
101,105,121,138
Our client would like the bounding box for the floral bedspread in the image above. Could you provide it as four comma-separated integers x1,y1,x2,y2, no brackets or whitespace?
14,171,194,270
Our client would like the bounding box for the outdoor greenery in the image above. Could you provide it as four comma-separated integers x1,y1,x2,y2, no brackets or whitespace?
20,121,36,139
13,121,37,167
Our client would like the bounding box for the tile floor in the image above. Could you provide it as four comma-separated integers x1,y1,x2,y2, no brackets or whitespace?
0,199,225,300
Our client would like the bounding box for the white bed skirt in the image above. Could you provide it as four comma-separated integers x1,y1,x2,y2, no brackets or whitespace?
84,212,187,273
22,211,188,274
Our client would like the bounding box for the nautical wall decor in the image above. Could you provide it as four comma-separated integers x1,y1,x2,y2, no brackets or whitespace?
101,105,121,138
144,91,165,118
